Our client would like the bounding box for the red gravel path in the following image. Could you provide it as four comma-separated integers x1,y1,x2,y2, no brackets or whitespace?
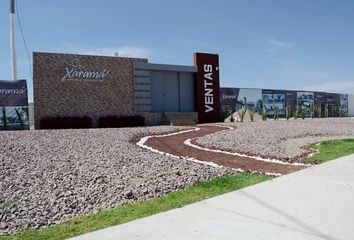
145,125,306,175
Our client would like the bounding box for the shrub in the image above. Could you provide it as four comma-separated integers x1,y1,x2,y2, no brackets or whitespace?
237,106,247,122
261,105,267,121
248,108,255,122
230,112,235,122
294,104,300,120
273,105,279,121
285,105,291,120
316,105,322,118
40,116,92,129
325,104,329,118
99,115,145,128
221,108,231,122
310,102,315,119
314,105,322,118
333,105,339,117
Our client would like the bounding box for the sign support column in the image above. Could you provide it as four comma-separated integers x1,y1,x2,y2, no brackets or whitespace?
10,0,17,81
194,52,221,123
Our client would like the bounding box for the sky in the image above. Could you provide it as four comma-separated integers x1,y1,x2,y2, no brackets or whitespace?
1,0,354,101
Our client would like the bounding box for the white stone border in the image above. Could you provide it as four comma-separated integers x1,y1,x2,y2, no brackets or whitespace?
190,124,311,167
184,139,310,167
136,127,282,177
137,127,221,168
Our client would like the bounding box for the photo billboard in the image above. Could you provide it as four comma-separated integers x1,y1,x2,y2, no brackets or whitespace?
297,92,314,117
220,87,349,119
262,89,286,116
220,88,262,113
220,88,239,112
0,80,29,130
340,94,349,117
237,88,262,112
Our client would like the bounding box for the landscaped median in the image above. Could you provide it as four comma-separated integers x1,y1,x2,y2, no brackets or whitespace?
0,173,272,240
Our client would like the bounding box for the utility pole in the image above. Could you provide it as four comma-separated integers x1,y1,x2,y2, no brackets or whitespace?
10,0,17,80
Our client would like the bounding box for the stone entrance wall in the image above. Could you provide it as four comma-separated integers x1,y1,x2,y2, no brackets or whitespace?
33,52,147,128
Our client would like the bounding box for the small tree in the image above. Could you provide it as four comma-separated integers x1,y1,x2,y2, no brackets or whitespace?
261,105,267,121
333,104,339,117
294,104,300,120
230,111,235,122
317,105,322,118
273,105,279,121
325,104,329,118
339,104,342,117
310,102,315,119
248,108,255,122
237,106,247,122
285,105,291,120
221,108,231,122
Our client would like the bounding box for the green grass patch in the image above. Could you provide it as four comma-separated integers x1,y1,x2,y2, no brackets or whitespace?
305,139,354,164
0,173,272,240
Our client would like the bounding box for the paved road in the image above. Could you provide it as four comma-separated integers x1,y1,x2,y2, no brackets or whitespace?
71,154,354,240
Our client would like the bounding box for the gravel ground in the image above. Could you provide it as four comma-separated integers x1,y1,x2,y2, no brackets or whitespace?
197,118,354,161
0,126,231,235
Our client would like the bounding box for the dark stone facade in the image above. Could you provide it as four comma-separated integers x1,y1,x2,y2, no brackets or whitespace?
33,52,147,128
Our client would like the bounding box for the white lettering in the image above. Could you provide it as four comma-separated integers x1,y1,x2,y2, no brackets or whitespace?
205,88,213,97
205,96,213,105
61,67,110,83
204,72,213,80
0,88,25,95
205,104,214,112
204,80,213,88
204,64,212,72
204,64,214,113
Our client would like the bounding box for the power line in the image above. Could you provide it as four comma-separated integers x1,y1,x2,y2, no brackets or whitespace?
15,0,32,78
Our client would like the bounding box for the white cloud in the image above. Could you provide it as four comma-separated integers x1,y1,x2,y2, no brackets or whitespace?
267,38,295,52
53,45,150,59
269,39,295,48
302,81,354,94
80,46,150,58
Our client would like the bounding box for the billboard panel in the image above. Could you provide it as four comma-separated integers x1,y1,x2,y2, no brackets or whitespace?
340,94,348,117
297,92,314,117
0,80,29,130
220,88,262,113
349,94,354,117
324,93,341,117
220,87,350,119
220,88,239,112
237,88,262,112
261,90,286,116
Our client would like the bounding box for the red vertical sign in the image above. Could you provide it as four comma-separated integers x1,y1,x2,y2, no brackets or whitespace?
194,52,221,123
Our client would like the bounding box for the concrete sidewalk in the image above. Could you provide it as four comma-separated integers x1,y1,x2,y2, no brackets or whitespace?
71,155,354,240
